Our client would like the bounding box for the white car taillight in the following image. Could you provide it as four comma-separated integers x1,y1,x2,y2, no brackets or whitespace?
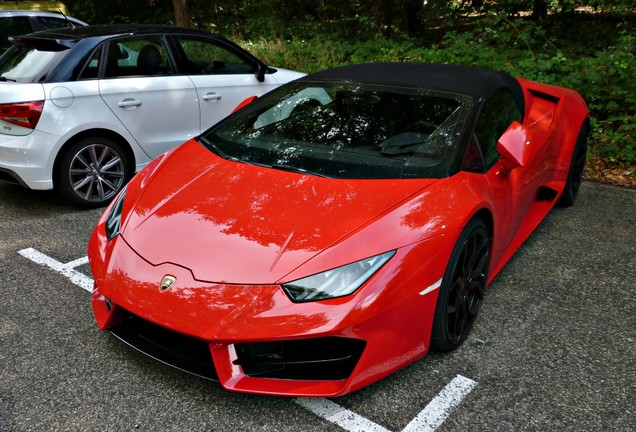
0,100,44,129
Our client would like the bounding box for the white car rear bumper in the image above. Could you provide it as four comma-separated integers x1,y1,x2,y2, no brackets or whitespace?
0,129,60,190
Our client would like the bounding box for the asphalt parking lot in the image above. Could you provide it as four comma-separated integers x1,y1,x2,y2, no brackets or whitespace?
1,180,634,432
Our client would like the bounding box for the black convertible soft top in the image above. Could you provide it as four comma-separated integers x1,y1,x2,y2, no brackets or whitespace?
300,62,525,119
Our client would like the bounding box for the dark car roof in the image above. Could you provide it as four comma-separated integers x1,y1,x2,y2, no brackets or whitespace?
13,23,252,62
9,23,264,83
300,62,525,118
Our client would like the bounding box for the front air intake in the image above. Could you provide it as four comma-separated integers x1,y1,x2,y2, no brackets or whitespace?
234,337,366,380
109,311,218,381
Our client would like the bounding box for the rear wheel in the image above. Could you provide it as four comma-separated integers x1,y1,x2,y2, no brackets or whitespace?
557,125,588,207
56,136,132,208
430,218,490,352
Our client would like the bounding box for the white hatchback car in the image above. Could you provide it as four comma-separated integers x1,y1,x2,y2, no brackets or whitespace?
0,24,303,206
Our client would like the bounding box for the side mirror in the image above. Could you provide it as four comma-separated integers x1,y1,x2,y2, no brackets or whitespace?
496,121,532,170
254,62,267,82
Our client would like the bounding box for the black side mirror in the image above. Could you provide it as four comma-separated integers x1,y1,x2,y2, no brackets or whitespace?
254,62,266,82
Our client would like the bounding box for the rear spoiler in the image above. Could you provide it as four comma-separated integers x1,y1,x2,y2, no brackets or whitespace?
11,35,76,51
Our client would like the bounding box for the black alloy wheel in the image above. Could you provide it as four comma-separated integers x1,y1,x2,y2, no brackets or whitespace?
57,136,132,208
557,125,588,207
430,218,490,352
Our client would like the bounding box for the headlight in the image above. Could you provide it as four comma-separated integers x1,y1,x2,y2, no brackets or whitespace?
105,187,127,240
282,251,396,302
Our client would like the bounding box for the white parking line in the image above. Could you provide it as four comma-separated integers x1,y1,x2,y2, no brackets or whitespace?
19,248,479,432
295,398,392,432
18,248,93,292
296,375,477,432
402,375,478,432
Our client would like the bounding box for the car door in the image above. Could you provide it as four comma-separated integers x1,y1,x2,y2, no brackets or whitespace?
98,35,199,159
470,89,539,262
173,35,281,132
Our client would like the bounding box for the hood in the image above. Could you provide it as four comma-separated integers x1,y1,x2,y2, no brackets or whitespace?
122,140,436,284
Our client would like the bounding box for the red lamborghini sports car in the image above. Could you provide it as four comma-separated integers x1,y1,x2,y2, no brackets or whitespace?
88,63,589,397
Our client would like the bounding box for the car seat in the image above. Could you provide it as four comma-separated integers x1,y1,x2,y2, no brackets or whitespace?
137,44,163,75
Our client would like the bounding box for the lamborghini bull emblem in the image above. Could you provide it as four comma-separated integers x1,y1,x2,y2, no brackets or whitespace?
160,275,177,292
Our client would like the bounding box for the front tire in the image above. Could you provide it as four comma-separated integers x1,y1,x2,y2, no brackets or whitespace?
56,136,132,208
430,218,490,352
557,125,588,207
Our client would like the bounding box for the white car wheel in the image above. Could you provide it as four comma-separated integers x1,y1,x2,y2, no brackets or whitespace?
57,137,132,207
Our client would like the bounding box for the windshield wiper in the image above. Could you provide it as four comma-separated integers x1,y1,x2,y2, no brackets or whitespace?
380,132,429,156
271,163,332,178
0,77,16,82
199,136,242,162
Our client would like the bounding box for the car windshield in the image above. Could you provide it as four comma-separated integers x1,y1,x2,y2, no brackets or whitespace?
200,81,473,179
0,44,68,82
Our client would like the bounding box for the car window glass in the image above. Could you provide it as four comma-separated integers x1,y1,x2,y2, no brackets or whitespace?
36,17,73,30
202,82,472,179
175,36,253,75
0,44,67,82
76,45,102,80
0,17,32,51
474,89,522,170
103,36,175,78
462,137,486,173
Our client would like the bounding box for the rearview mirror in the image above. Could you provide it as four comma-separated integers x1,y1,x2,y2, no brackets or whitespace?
496,121,532,170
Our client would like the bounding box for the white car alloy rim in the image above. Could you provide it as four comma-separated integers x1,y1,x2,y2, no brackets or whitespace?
69,143,125,202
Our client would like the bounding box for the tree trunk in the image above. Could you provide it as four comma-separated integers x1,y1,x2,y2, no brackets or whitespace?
404,0,423,34
532,0,548,20
172,0,191,27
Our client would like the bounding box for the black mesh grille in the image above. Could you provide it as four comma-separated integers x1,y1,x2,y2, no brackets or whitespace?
234,337,366,380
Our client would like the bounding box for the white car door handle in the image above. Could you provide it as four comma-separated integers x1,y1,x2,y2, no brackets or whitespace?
202,92,222,101
117,99,142,108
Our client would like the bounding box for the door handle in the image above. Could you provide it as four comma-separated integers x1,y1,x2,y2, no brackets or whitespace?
202,92,222,101
117,99,142,108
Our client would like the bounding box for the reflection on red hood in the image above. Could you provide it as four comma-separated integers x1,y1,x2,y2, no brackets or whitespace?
122,140,436,284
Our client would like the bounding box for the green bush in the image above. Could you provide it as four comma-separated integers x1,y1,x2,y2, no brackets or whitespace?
239,16,636,166
63,1,634,170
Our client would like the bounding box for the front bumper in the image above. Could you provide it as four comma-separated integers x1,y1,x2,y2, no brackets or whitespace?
105,307,366,393
90,236,378,396
89,226,447,396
